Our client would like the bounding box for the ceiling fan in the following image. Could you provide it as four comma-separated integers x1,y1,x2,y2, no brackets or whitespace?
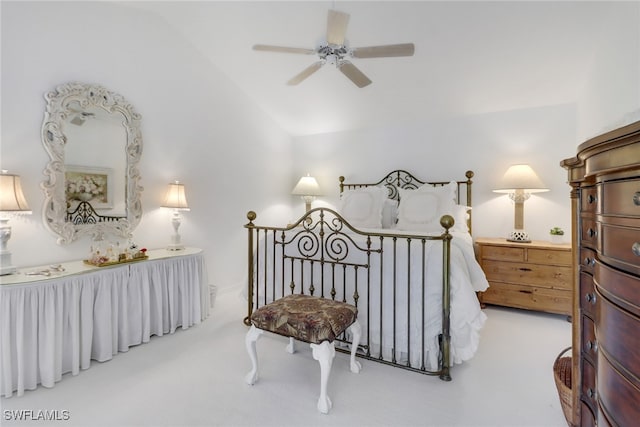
253,9,415,88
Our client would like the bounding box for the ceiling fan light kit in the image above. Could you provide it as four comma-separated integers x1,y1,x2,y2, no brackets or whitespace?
253,9,415,88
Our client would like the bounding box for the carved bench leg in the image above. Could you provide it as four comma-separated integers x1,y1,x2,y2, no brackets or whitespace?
348,320,362,374
310,340,335,414
245,325,263,385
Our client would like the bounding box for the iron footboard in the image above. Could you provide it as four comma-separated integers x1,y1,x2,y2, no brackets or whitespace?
244,207,454,381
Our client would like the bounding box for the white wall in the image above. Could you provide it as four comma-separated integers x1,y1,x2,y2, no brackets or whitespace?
1,1,293,291
2,0,638,292
292,104,577,242
577,1,640,141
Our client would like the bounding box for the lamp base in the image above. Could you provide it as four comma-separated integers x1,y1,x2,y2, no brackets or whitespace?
0,251,16,275
166,243,185,251
507,230,531,243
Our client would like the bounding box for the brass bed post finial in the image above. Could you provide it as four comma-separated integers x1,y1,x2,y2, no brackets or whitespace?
465,171,474,235
339,176,345,194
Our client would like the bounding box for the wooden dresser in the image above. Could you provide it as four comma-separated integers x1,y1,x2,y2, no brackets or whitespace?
475,237,572,316
561,120,640,427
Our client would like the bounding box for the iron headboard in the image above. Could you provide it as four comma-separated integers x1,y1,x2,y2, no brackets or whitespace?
339,170,474,234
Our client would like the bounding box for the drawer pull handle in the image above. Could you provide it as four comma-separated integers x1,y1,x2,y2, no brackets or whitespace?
586,340,598,352
587,228,597,238
518,267,532,272
587,388,596,399
634,192,640,206
583,257,592,267
585,293,597,304
633,242,640,257
588,194,597,204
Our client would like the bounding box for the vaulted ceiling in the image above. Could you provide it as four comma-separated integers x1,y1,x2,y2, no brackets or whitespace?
126,1,616,136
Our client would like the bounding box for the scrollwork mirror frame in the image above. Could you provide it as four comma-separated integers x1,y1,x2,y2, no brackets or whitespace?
41,82,143,244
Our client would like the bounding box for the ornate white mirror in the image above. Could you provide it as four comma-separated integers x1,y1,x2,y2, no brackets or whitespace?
41,82,143,244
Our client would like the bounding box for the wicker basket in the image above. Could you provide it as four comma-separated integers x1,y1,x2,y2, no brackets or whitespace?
553,347,573,426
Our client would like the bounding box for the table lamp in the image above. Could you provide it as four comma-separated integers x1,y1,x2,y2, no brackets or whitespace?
292,174,322,212
493,164,549,243
161,181,190,251
0,171,31,275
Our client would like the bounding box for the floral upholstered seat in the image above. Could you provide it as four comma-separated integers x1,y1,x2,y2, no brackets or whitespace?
245,294,362,414
250,294,358,344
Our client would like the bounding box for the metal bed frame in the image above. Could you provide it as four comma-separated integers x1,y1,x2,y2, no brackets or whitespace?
244,170,474,381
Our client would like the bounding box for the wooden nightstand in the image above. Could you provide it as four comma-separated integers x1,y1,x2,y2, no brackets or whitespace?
474,237,572,316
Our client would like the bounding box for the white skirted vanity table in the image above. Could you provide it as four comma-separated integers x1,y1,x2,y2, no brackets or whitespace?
0,82,209,398
0,248,209,397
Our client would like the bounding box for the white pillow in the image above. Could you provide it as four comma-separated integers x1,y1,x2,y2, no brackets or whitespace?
449,204,471,233
396,182,457,232
339,186,388,228
381,199,398,229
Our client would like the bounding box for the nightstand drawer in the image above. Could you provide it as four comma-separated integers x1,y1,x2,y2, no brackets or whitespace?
481,245,524,262
482,260,572,289
482,282,571,314
527,248,571,266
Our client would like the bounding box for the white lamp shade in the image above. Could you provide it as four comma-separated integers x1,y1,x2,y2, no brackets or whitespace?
493,164,549,193
161,182,190,210
291,174,322,196
0,172,31,212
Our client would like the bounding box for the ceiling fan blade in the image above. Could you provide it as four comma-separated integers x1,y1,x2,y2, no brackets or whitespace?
253,44,316,55
338,61,372,88
326,10,350,45
351,43,415,58
287,61,324,85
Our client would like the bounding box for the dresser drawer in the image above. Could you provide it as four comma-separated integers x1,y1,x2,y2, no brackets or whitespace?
481,282,571,315
581,272,597,318
581,186,599,214
483,260,572,289
580,401,596,427
595,261,640,317
601,223,640,276
581,358,597,411
596,291,640,382
580,218,599,248
582,315,597,364
597,352,640,427
601,179,640,217
527,248,571,266
581,248,597,275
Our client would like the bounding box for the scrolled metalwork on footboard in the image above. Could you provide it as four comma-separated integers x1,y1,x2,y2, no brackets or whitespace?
244,207,455,381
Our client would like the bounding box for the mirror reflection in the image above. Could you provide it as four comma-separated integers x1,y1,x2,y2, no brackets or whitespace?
41,82,143,244
63,104,127,216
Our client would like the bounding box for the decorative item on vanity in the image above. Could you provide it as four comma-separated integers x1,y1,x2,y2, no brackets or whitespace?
549,227,564,244
84,241,147,267
0,171,31,275
292,174,322,212
493,164,549,243
161,181,189,251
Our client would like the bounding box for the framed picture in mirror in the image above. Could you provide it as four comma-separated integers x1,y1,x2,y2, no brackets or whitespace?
65,166,114,210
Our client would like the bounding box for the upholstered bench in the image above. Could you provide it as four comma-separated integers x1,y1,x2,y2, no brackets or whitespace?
245,294,362,414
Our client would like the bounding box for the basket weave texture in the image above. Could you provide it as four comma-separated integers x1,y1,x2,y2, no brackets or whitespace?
553,347,573,427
